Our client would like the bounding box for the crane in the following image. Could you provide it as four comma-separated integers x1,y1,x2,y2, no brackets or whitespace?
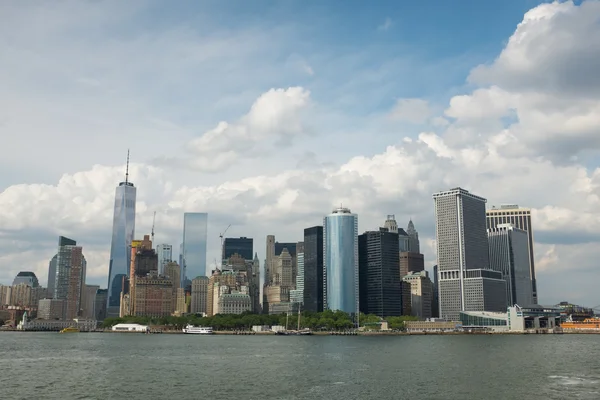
151,211,156,243
219,224,232,265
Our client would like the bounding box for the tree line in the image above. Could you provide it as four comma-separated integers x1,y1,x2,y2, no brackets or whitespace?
102,310,419,331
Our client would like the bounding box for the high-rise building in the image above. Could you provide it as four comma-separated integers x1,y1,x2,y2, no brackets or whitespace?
403,271,434,319
222,237,253,262
433,187,506,321
265,235,276,287
181,212,208,286
383,215,398,233
12,272,39,287
38,299,65,320
406,220,420,253
191,276,209,315
358,229,402,317
488,224,534,306
432,265,439,318
290,242,304,305
486,205,538,304
65,246,85,320
324,207,358,317
107,152,136,318
164,262,181,313
251,253,261,313
47,255,57,297
156,244,173,276
399,252,425,278
303,226,323,313
54,236,76,300
81,285,100,320
94,289,108,321
133,274,173,317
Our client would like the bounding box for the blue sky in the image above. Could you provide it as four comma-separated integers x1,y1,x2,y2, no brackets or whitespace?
2,0,600,306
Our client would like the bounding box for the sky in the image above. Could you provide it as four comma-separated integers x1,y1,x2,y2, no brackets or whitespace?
1,0,599,307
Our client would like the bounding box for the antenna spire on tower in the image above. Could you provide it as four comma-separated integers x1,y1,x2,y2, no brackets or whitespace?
125,149,130,183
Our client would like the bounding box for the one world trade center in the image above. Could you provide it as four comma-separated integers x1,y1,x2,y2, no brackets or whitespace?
106,152,136,318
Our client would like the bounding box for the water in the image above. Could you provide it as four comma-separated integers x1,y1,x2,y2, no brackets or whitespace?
1,333,600,399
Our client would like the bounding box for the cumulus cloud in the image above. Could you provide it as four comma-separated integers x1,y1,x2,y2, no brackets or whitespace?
156,87,312,172
3,1,600,307
390,98,432,124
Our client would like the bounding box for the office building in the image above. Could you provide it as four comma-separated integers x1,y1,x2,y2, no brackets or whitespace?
432,265,439,318
383,215,398,233
275,242,297,283
251,253,261,313
401,281,412,316
406,219,420,253
222,237,253,261
12,272,39,288
47,255,57,297
107,152,136,318
290,242,304,305
488,224,534,306
218,293,252,315
324,207,358,317
38,298,65,320
181,213,208,286
433,187,506,321
487,205,538,304
403,271,434,319
191,276,209,315
303,226,323,313
358,229,402,317
400,252,425,278
81,285,99,320
133,273,173,318
156,244,173,276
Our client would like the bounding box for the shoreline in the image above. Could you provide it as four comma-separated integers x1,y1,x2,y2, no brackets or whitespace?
2,329,600,335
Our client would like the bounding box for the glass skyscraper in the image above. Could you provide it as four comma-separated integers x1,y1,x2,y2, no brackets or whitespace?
181,212,208,287
106,159,136,318
222,237,253,261
323,207,358,317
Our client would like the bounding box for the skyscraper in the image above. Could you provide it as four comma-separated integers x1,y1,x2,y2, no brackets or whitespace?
12,272,39,287
156,244,173,276
181,213,208,286
406,219,420,253
65,246,85,320
222,237,253,261
433,188,506,321
486,205,538,304
303,226,323,313
107,152,136,318
323,207,359,317
191,276,209,315
358,229,402,317
47,255,57,297
488,224,534,306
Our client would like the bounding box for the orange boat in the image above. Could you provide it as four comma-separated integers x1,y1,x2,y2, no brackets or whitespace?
562,317,600,330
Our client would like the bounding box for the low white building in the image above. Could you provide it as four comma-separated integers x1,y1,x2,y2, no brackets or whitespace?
112,323,149,332
252,325,271,332
271,325,285,333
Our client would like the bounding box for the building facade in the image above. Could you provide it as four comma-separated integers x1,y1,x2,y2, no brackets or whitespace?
358,229,402,317
433,187,506,321
65,246,85,320
303,226,324,313
399,252,425,278
218,293,252,315
47,255,57,297
181,213,208,286
324,207,359,317
38,299,65,320
12,272,39,287
290,242,304,305
156,244,173,276
222,237,253,262
191,276,209,315
402,271,434,319
133,274,173,317
486,205,538,304
488,224,534,306
107,156,136,318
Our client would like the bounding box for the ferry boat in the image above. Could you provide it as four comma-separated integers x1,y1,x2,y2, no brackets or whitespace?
59,326,80,333
182,324,214,334
561,317,600,330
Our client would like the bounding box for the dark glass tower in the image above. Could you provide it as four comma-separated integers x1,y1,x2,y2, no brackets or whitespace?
106,152,136,318
182,212,208,286
303,226,324,313
222,237,253,261
358,229,402,317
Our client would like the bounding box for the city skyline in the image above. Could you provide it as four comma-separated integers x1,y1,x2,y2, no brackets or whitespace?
1,0,599,306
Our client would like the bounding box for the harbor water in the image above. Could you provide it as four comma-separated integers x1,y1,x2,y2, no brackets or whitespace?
1,332,599,399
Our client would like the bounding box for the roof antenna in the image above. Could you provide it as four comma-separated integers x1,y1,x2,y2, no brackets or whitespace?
125,149,130,183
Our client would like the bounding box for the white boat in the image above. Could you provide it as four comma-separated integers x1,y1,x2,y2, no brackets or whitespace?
182,324,214,334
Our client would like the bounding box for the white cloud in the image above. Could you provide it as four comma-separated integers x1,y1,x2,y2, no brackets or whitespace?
2,1,600,308
390,98,432,124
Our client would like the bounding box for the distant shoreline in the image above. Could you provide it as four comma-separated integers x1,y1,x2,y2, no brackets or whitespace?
2,329,600,335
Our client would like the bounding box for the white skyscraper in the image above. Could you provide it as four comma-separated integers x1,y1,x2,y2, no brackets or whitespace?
433,188,506,321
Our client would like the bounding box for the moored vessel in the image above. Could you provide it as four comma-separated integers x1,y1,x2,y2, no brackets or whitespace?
561,317,600,330
182,324,214,334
